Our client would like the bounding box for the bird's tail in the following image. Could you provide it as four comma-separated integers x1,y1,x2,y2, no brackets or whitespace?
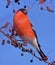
38,48,48,61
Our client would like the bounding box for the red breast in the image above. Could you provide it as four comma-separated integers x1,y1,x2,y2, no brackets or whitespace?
13,10,35,39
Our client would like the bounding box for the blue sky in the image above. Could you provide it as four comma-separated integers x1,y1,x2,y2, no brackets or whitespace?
0,0,55,65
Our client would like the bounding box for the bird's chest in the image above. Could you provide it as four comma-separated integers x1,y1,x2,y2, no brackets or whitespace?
14,17,29,36
14,16,35,40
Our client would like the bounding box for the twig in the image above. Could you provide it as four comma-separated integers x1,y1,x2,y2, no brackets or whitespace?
0,28,43,61
0,24,55,65
46,6,54,13
0,22,9,29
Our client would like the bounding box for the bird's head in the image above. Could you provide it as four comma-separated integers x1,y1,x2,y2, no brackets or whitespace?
18,8,28,15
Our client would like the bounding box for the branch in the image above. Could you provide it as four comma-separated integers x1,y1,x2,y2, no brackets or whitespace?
0,28,42,61
0,23,55,65
0,22,9,29
0,23,44,61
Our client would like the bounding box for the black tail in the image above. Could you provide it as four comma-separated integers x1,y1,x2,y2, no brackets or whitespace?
38,48,48,61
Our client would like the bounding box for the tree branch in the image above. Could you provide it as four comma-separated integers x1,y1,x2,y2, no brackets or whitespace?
0,23,55,65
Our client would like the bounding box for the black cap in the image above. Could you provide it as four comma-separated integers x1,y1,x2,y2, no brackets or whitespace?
19,8,28,15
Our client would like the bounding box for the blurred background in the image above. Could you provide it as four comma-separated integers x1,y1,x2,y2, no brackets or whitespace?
0,0,55,65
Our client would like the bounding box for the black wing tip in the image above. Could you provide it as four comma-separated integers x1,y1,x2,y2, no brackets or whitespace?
39,49,48,61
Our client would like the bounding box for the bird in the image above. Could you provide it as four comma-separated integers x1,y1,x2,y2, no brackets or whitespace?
13,8,48,61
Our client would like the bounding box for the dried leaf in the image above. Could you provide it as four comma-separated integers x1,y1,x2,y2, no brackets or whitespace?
13,9,16,13
40,6,44,10
7,40,10,44
18,2,20,5
30,59,33,63
2,39,5,45
21,53,24,56
46,6,54,13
